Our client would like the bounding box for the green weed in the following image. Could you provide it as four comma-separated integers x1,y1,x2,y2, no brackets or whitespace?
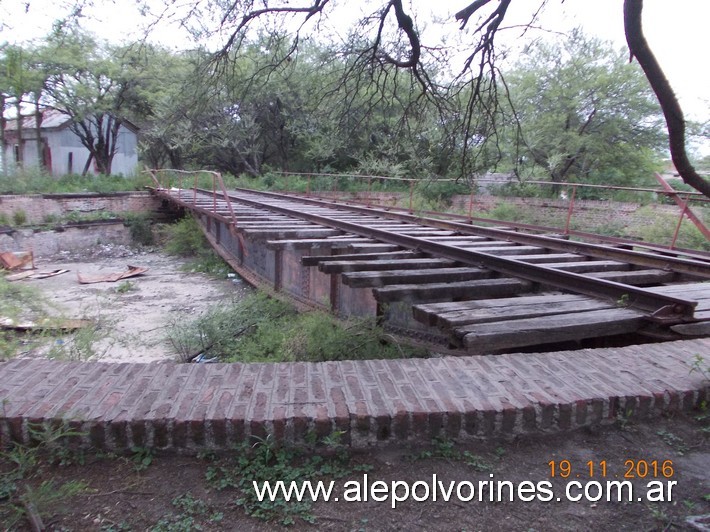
152,493,224,531
656,429,689,456
166,291,425,363
414,436,492,472
130,446,154,472
205,438,367,526
0,169,151,195
124,213,155,246
11,209,27,226
0,423,88,529
116,281,136,294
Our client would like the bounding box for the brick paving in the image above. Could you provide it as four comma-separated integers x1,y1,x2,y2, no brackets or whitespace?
1,339,708,450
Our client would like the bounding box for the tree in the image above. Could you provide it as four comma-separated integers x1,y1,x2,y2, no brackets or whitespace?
142,0,709,196
40,26,149,175
505,30,664,186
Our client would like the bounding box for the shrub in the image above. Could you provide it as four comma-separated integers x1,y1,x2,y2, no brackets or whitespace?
11,210,27,226
166,291,425,363
124,214,155,246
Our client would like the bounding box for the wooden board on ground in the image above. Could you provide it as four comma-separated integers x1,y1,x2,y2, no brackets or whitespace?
301,251,424,266
450,298,617,332
320,258,457,274
460,308,645,352
588,269,678,285
374,278,533,303
343,267,492,288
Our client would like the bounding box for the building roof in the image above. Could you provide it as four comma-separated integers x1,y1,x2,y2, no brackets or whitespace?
4,108,71,131
4,108,139,133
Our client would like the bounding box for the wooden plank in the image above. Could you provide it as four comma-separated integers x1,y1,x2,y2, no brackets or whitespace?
420,236,491,243
545,261,630,273
413,293,588,326
346,243,401,253
342,267,493,288
265,237,374,250
648,283,710,298
447,298,615,331
302,251,424,266
454,245,547,255
588,269,677,285
671,321,710,336
374,278,533,303
436,240,516,247
319,258,457,274
461,308,644,352
243,228,342,240
518,253,587,263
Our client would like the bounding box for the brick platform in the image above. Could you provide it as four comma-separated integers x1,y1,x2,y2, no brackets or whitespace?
1,339,708,450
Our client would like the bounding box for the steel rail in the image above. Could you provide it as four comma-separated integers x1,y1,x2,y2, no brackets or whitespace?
221,187,710,279
180,187,699,320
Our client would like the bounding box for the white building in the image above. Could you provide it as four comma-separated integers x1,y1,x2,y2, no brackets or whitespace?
2,109,139,176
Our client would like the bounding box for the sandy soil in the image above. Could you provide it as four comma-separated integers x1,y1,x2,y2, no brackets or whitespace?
16,245,251,363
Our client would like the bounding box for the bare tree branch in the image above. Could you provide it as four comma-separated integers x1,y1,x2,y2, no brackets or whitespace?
624,0,710,198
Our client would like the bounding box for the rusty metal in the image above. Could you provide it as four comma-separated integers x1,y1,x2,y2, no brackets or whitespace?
564,185,576,236
221,187,710,279
77,265,148,284
198,188,699,320
655,172,710,243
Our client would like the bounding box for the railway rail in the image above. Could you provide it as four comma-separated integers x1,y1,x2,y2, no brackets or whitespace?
151,184,710,354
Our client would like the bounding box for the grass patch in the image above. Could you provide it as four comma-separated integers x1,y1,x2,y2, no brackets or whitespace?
633,206,710,251
0,276,51,359
166,291,425,363
0,423,89,530
204,436,371,526
163,216,230,276
0,169,152,195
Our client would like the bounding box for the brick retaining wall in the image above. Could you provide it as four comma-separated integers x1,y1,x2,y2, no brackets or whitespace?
1,339,707,451
0,191,158,225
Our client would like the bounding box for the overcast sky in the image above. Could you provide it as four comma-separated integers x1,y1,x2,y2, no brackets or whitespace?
1,0,708,123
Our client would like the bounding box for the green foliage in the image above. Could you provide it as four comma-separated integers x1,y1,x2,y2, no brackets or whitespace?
163,216,210,257
0,169,152,195
163,215,231,275
0,276,49,359
124,213,155,246
11,210,27,226
152,493,224,531
414,436,492,472
0,423,88,529
506,29,665,186
205,438,368,525
633,206,710,251
166,291,425,363
130,446,154,472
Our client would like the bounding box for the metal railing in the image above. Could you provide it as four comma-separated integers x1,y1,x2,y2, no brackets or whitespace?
145,168,237,227
274,171,710,251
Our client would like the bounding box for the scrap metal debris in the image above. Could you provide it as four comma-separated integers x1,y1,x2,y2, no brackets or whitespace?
77,264,148,284
5,269,70,281
0,251,34,271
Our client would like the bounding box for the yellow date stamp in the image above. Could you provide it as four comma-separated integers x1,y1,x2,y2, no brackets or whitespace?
548,459,675,479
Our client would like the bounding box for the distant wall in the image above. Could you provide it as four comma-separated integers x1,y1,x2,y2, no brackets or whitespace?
0,191,159,225
0,221,130,257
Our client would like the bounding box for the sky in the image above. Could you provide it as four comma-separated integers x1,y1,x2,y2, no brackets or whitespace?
1,0,708,124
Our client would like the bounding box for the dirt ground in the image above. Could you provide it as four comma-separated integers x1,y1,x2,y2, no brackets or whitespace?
15,246,251,363
0,412,708,531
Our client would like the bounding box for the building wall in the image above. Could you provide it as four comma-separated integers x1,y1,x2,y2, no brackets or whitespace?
3,123,138,176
